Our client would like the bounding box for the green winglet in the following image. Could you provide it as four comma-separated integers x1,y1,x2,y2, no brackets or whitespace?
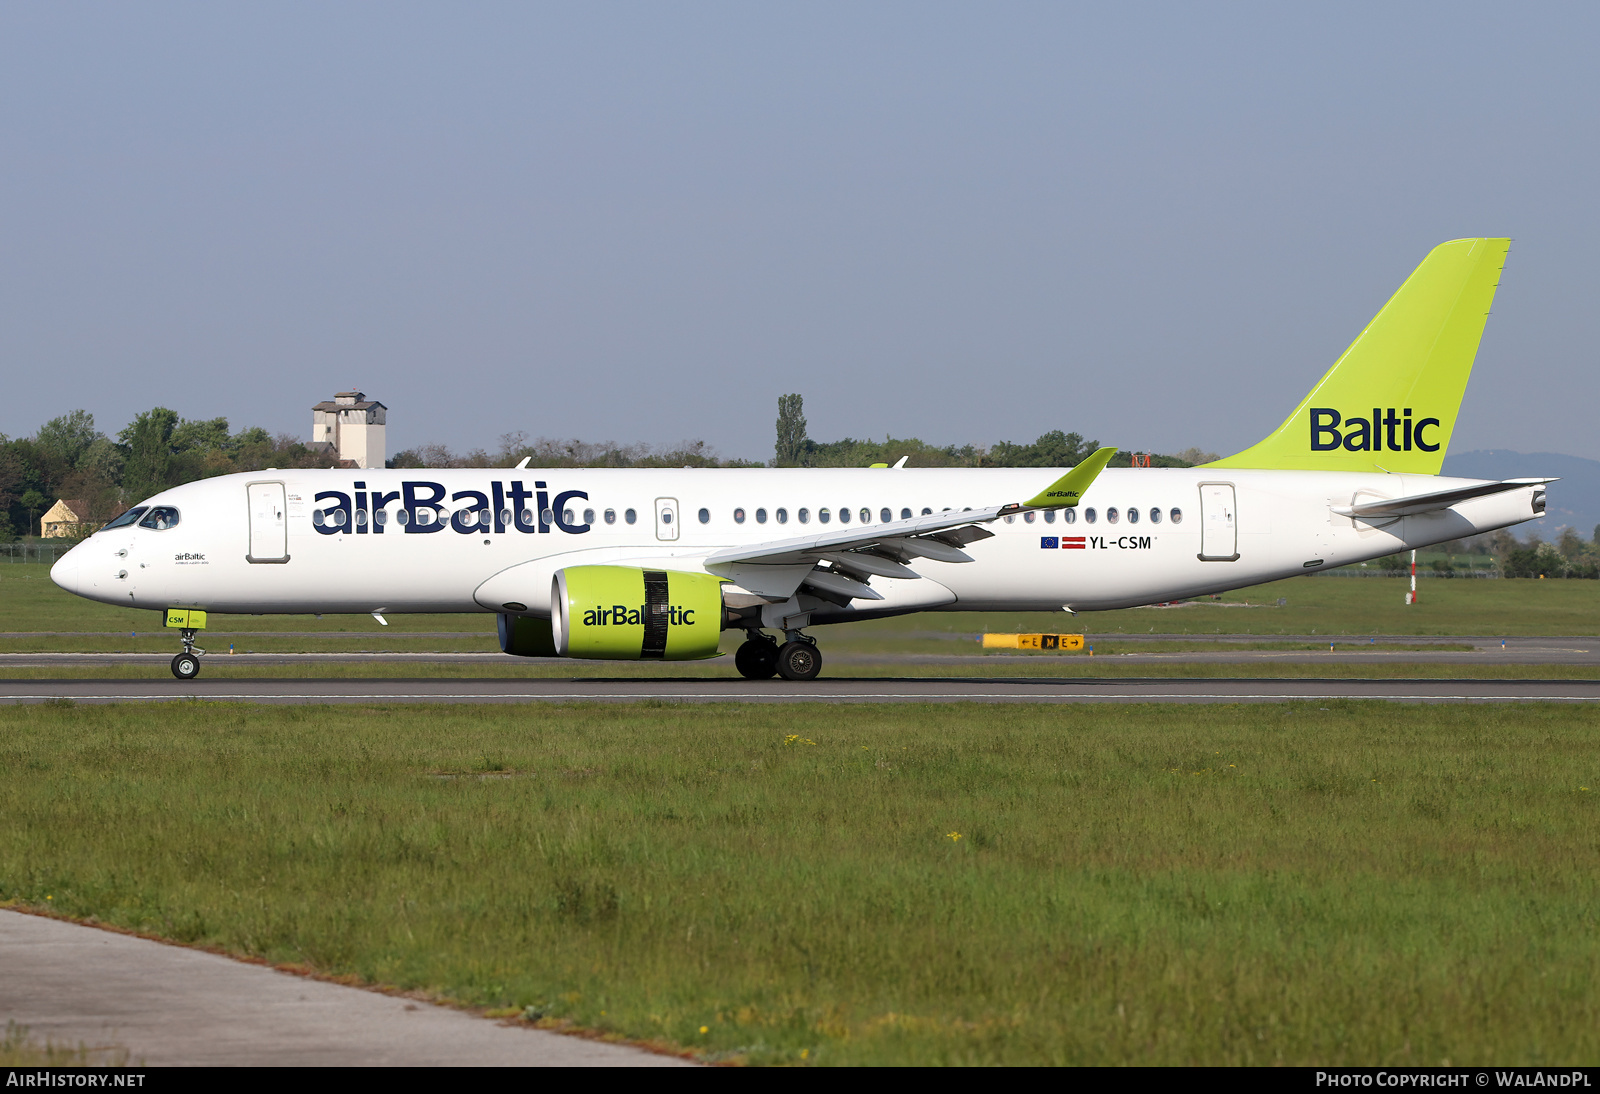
1024,447,1118,508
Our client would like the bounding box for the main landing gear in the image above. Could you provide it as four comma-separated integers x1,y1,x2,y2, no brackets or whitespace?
735,630,822,682
171,628,203,680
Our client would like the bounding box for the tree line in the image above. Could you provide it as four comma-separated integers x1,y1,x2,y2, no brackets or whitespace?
0,408,339,539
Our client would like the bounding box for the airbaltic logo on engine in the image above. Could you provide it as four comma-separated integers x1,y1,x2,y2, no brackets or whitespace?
1310,408,1441,453
583,604,696,627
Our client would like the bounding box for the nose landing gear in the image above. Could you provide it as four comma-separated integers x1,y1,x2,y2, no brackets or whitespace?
171,628,204,680
734,630,822,681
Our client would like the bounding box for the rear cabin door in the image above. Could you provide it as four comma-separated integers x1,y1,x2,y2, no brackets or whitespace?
247,482,289,563
654,497,680,542
1198,483,1239,561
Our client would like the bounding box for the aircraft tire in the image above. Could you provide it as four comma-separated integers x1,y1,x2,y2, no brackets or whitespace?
171,653,201,681
775,641,821,682
734,639,779,680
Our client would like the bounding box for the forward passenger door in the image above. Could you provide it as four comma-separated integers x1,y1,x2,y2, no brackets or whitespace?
247,482,289,563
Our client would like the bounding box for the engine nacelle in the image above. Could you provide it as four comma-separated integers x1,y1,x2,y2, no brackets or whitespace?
551,565,725,660
497,613,557,657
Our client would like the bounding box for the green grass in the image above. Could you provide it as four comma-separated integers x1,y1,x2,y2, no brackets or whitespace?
0,1022,132,1067
4,701,1597,1065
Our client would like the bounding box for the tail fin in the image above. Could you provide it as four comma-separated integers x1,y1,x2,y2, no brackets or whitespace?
1208,237,1511,474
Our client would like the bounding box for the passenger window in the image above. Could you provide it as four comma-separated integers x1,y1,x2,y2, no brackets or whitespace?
625,508,637,524
604,509,616,524
1004,514,1015,524
1044,510,1056,524
1149,507,1161,524
776,508,788,524
499,509,512,526
698,508,710,524
1024,511,1036,523
1127,507,1139,524
397,510,411,526
900,508,911,520
882,508,893,523
375,509,388,526
104,507,148,530
1084,508,1097,524
860,508,871,524
1061,509,1073,524
562,509,574,525
355,509,368,527
139,506,180,530
838,507,849,524
798,508,809,524
542,508,555,525
519,509,533,526
922,508,933,516
756,508,768,523
583,508,595,525
1169,507,1183,524
734,507,746,523
819,508,831,524
1107,507,1119,524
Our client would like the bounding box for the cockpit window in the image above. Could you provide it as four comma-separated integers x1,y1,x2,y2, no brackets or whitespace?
139,506,180,531
103,507,148,530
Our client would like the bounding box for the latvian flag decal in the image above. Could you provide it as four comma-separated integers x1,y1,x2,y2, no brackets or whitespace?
1063,536,1086,549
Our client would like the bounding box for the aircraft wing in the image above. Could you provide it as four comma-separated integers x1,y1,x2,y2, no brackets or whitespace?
704,448,1118,603
1331,477,1556,521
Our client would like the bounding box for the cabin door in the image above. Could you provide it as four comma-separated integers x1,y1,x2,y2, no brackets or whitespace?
1198,483,1239,561
247,482,289,563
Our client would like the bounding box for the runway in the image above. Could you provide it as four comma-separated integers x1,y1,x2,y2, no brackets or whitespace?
4,675,1600,704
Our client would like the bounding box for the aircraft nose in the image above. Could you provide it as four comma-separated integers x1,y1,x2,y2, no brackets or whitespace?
50,546,80,595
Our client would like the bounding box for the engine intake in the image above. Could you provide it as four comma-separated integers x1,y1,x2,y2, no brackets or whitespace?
551,565,725,660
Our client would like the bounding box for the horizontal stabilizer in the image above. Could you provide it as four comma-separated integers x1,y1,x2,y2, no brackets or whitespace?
1332,477,1554,521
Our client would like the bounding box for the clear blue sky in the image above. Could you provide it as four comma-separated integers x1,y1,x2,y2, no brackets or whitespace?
2,2,1595,462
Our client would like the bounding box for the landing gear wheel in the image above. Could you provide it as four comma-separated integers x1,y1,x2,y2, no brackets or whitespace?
171,652,201,680
776,641,821,682
735,639,780,680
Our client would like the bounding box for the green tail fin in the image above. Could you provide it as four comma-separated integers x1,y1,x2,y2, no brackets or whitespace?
1207,238,1510,474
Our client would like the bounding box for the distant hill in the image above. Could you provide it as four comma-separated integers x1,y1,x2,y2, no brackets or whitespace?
1443,450,1600,539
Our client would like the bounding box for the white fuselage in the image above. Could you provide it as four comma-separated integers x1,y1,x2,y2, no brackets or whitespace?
50,465,1542,624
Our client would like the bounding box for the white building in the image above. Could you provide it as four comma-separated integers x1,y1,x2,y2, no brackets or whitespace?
311,391,387,469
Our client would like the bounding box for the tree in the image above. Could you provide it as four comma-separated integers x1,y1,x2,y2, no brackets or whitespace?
775,394,808,467
119,407,179,502
34,410,100,470
1558,527,1584,560
19,489,48,538
985,430,1100,468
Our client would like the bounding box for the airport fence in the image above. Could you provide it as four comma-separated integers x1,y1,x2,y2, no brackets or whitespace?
0,543,72,565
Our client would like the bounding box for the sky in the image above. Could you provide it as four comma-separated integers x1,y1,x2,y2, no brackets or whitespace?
2,2,1597,463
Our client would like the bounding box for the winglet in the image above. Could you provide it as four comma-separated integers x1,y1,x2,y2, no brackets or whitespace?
1023,447,1118,509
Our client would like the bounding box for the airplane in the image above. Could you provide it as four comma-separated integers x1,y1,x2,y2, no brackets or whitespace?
50,237,1551,682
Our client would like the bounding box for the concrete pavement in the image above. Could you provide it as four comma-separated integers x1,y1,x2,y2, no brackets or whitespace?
0,910,692,1066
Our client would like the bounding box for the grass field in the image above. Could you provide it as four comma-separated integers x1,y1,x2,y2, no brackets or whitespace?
3,700,1596,1065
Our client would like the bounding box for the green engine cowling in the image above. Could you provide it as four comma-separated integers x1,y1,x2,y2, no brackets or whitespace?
551,565,726,660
